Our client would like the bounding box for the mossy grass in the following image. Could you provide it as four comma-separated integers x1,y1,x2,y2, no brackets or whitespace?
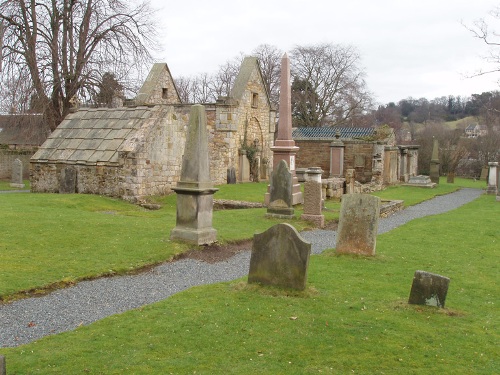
1,194,497,373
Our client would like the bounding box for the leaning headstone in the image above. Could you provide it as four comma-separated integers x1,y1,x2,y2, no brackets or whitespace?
266,160,294,219
0,355,5,375
10,158,25,188
170,104,218,245
336,193,381,256
248,223,311,291
301,167,324,228
227,167,236,184
408,270,450,308
429,138,440,184
486,162,498,195
59,167,77,193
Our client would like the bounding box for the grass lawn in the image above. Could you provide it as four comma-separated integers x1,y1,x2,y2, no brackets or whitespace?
0,179,30,190
0,191,498,374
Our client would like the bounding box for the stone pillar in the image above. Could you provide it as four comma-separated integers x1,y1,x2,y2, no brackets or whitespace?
267,53,303,205
399,148,408,182
487,162,498,195
345,169,356,194
171,104,218,245
430,138,440,184
10,158,25,188
301,167,325,228
329,133,344,177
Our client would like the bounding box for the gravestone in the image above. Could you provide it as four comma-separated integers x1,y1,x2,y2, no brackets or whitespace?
345,169,356,194
10,158,25,188
266,53,303,205
408,270,450,308
227,167,236,184
486,162,498,195
266,160,294,218
480,166,488,181
171,104,218,245
429,138,440,184
301,167,324,227
406,175,436,188
248,223,311,290
59,167,77,193
336,193,380,256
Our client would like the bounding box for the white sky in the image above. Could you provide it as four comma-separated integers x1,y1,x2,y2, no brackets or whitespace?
149,0,500,105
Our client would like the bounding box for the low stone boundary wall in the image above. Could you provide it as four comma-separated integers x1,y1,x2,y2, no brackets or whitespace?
379,199,404,217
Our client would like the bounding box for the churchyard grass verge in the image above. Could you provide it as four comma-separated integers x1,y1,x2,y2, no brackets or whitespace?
0,179,30,190
1,194,497,373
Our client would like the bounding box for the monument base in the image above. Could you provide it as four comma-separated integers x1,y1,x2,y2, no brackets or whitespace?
300,214,325,228
404,175,436,188
170,227,217,246
10,183,25,189
266,207,294,219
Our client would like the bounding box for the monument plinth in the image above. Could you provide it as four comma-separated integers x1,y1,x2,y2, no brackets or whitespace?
171,105,218,245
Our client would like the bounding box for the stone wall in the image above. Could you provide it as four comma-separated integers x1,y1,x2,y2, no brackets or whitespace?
295,140,331,173
343,141,376,183
0,149,33,179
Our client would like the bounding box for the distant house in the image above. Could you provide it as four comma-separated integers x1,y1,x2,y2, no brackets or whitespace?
30,57,276,201
465,124,488,138
0,114,50,179
292,126,419,186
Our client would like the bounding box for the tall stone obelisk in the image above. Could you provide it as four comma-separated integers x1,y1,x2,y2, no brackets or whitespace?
266,53,303,205
171,104,218,245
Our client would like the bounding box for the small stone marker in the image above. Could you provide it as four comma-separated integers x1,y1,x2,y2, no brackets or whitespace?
406,175,436,188
266,160,294,218
227,167,236,184
248,223,311,290
408,270,450,308
59,167,77,193
345,168,355,194
486,162,498,195
301,167,324,228
336,193,380,256
0,355,5,375
10,158,25,188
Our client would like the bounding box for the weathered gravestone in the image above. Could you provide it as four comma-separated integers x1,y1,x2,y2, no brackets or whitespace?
408,270,450,308
10,158,25,188
248,223,311,290
227,167,236,184
0,355,5,375
345,168,356,194
170,104,218,245
336,193,380,256
429,138,440,184
406,175,436,188
301,167,324,228
486,162,498,195
59,167,77,193
266,160,294,219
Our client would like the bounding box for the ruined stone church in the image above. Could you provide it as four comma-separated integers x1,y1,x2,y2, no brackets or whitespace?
30,57,276,201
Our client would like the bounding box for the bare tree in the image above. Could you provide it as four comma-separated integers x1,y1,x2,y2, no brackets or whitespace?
290,43,373,127
251,44,282,108
0,0,158,130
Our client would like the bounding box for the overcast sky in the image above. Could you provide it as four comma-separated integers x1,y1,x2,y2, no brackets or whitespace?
149,0,500,105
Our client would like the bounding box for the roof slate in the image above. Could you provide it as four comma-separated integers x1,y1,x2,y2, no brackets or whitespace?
32,106,157,164
292,127,375,140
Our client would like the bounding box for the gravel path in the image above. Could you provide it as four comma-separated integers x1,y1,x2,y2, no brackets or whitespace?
0,188,483,348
